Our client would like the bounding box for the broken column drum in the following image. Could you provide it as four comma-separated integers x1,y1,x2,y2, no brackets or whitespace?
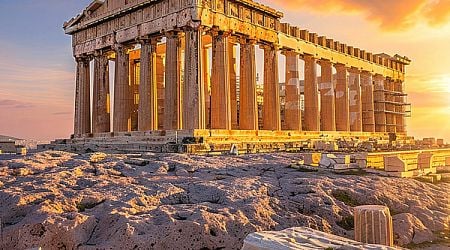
65,0,411,143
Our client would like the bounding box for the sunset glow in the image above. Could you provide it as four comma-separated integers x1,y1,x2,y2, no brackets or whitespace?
0,0,449,141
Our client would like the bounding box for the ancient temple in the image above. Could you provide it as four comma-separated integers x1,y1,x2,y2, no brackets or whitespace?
61,0,412,153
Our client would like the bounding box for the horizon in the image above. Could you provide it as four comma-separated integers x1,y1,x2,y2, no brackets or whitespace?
0,0,449,141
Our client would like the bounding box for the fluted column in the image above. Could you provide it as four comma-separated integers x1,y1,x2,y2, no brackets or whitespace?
374,74,386,132
74,56,91,135
262,45,281,131
395,80,406,133
335,64,350,131
229,41,238,129
239,39,258,130
360,71,375,132
138,39,158,131
354,205,394,246
211,31,231,130
164,32,182,130
319,60,335,131
202,45,211,129
113,45,132,132
348,68,362,132
184,26,206,130
284,51,302,131
303,54,319,131
92,53,110,133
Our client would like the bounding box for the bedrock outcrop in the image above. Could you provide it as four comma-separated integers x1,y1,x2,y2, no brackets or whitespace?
0,151,449,249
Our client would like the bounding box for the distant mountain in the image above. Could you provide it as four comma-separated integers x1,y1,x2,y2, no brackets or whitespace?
0,135,22,141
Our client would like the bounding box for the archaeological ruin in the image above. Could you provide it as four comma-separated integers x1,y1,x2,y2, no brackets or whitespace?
57,0,415,153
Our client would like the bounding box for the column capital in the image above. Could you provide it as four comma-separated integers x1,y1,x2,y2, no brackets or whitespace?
348,67,361,74
334,63,347,70
238,36,257,45
210,28,232,38
259,43,279,51
281,50,298,56
318,59,332,67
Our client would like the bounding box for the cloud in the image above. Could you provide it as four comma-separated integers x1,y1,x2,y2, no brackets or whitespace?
0,99,35,109
52,111,72,116
269,0,450,30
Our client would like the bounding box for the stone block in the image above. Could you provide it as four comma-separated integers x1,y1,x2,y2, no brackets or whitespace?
302,153,321,166
446,157,450,167
354,205,394,246
242,227,398,250
437,139,444,146
417,152,433,169
384,155,416,172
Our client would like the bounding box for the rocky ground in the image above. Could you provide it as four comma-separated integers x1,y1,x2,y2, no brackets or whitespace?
0,151,449,250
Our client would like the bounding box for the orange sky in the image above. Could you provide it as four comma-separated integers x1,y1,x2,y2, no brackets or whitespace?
0,1,449,141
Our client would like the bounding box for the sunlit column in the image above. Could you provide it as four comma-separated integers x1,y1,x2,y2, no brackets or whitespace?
262,44,281,131
211,31,232,129
239,39,258,130
164,32,182,130
395,80,406,133
348,68,362,132
283,51,302,131
304,54,320,131
335,64,350,131
74,56,91,135
319,60,335,131
360,71,375,132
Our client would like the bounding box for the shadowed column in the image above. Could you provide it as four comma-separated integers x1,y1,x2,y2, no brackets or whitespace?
211,31,231,130
319,60,335,131
164,32,182,130
138,39,158,131
262,45,281,131
74,56,91,135
93,53,110,133
284,51,302,131
184,26,206,130
374,74,386,132
303,54,319,131
360,71,375,132
335,64,350,131
348,68,362,132
239,39,258,130
113,45,132,132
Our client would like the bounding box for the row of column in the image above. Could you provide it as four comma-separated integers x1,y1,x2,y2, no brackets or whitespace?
74,28,406,136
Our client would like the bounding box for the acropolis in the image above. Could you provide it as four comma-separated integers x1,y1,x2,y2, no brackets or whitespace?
57,0,413,154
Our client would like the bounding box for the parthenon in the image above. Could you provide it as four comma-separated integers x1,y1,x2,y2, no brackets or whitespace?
62,0,413,153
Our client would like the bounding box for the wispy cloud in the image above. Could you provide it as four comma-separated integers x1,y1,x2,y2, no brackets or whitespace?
269,0,450,31
0,99,35,109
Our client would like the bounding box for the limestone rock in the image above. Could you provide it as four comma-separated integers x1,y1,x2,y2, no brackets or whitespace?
393,213,434,246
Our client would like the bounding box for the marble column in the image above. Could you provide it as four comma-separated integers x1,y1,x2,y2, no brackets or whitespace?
164,32,182,130
374,74,387,132
211,31,232,130
239,39,258,130
113,45,132,132
92,53,110,134
184,27,206,130
229,42,238,129
348,68,362,132
360,71,375,132
319,60,335,131
202,45,211,129
303,54,320,131
138,39,158,131
335,64,350,131
284,51,302,131
74,56,91,135
262,45,281,131
395,80,406,133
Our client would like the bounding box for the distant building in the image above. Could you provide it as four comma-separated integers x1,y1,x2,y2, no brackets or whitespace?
0,135,27,155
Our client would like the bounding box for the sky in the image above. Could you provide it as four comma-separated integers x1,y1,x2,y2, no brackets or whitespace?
0,0,449,141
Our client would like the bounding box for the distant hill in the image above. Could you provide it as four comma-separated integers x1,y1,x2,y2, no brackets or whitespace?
0,135,22,141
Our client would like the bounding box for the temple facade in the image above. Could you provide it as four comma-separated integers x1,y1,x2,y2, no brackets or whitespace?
62,0,412,153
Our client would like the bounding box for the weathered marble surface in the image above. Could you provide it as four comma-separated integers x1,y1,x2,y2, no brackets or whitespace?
0,151,448,249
